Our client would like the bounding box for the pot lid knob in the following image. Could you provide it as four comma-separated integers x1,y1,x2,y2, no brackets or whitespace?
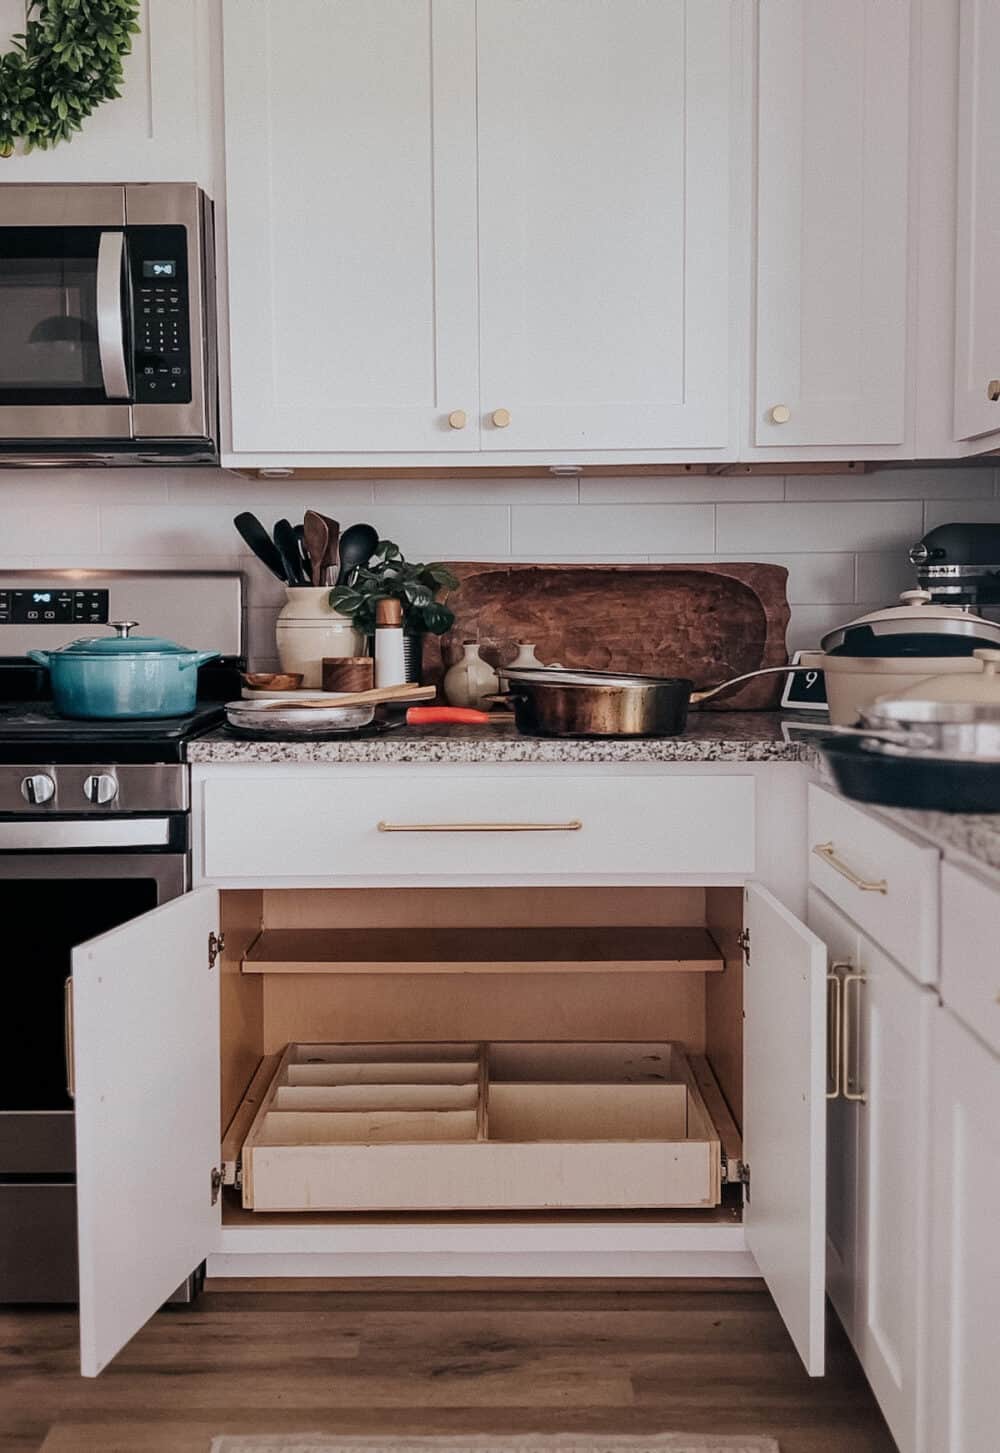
973,649,1000,675
111,620,139,638
899,589,933,607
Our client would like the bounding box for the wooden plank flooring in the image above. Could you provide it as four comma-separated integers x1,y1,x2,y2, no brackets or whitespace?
0,1280,897,1453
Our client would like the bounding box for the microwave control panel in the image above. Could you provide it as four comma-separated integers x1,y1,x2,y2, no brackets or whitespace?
129,226,193,404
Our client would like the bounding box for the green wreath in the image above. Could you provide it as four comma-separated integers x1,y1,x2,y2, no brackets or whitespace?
0,0,141,156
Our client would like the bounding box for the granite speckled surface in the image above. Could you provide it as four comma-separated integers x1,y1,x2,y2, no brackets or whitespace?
872,805,1000,874
185,710,814,765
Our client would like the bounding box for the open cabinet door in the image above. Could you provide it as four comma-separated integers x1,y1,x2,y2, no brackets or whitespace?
743,883,827,1376
72,887,220,1377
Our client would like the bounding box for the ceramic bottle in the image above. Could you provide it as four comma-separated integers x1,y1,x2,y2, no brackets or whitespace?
443,642,500,707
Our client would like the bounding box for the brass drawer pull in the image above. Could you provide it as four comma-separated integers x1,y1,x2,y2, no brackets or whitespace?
812,841,888,894
64,976,75,1101
377,819,583,834
826,965,845,1101
841,971,867,1103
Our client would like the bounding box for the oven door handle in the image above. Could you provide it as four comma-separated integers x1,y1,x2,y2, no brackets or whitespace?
97,230,131,400
64,977,75,1101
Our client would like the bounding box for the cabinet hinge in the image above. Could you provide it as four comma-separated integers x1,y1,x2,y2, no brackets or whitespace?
208,930,225,970
738,928,750,963
722,1156,750,1199
210,1164,224,1206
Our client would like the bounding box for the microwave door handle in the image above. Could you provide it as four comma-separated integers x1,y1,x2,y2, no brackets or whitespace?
96,230,130,399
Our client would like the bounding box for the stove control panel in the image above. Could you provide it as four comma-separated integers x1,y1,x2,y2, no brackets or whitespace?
0,589,110,626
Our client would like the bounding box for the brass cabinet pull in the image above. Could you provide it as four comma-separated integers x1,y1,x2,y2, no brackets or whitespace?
491,408,512,428
812,841,888,895
841,971,867,1103
826,966,845,1101
988,379,1000,402
64,977,75,1101
377,819,583,834
769,403,791,424
447,409,467,430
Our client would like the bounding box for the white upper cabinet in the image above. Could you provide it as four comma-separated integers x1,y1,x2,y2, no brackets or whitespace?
223,0,479,456
953,0,1000,443
753,0,911,452
475,0,734,454
0,0,218,192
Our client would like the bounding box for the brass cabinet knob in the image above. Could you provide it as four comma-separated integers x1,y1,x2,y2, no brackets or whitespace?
491,408,512,429
988,380,1000,402
769,404,791,424
447,409,467,430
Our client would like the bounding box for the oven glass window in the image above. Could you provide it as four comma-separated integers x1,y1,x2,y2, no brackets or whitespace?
1,878,158,1112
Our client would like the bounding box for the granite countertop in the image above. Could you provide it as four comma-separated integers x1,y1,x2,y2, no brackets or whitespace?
186,709,1000,873
185,710,814,765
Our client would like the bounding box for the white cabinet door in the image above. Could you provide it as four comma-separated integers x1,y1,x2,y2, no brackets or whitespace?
854,934,935,1453
744,882,828,1376
73,888,219,1377
223,0,479,454
0,0,217,189
928,1009,1000,1453
953,0,1000,443
475,0,734,452
755,1,911,448
806,888,862,1349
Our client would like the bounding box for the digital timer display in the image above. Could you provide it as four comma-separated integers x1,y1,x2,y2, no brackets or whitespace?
142,260,177,279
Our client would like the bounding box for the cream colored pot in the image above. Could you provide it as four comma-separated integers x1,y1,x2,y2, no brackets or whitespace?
274,587,366,689
798,650,988,726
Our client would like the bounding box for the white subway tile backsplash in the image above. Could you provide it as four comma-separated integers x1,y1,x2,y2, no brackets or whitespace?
923,498,1000,529
786,603,884,654
785,466,996,501
511,503,714,556
716,500,922,553
5,463,995,665
365,504,510,559
579,475,785,504
373,477,580,505
100,504,247,556
856,551,919,603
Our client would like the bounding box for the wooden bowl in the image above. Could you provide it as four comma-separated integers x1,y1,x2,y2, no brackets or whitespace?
241,672,304,692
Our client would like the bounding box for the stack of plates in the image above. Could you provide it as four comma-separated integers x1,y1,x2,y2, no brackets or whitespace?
226,692,375,736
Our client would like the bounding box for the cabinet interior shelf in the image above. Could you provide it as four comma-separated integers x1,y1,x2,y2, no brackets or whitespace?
241,925,724,976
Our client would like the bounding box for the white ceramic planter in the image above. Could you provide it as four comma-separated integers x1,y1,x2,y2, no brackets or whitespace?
275,587,366,688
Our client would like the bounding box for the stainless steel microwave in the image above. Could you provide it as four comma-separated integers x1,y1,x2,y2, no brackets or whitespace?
0,183,217,465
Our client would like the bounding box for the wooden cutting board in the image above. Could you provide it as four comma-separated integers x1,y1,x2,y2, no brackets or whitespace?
423,562,791,711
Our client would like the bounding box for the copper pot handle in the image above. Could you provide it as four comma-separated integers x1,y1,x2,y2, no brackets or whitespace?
691,663,816,704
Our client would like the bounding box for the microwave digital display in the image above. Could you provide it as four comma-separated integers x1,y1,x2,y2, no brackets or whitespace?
142,260,177,279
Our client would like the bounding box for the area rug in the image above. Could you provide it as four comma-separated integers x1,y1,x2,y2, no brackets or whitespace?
210,1436,780,1453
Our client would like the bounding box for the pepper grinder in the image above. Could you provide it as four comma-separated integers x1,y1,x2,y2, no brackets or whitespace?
374,598,407,688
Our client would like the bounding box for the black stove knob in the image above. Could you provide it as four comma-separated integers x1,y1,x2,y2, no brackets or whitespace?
84,773,119,806
21,773,55,805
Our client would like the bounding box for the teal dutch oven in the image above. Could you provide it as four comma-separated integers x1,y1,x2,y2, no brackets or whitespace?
28,620,219,720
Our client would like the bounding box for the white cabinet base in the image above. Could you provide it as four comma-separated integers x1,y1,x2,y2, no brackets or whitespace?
208,1220,756,1282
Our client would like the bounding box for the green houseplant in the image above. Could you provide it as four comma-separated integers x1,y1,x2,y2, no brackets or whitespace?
328,540,458,640
0,0,141,156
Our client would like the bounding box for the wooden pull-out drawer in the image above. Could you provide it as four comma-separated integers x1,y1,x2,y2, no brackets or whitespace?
200,771,756,883
807,784,939,982
237,1041,729,1213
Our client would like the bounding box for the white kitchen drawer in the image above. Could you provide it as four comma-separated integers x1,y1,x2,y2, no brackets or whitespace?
238,1041,725,1213
201,771,755,883
941,861,1000,1057
807,785,939,983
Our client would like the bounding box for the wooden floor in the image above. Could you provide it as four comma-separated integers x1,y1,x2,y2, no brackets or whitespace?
0,1280,897,1453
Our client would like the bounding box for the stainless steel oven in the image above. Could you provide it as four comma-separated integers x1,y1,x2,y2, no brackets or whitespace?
0,770,190,1301
0,183,216,464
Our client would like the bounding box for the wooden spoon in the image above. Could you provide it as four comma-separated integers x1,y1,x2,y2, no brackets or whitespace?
302,510,330,588
256,683,437,711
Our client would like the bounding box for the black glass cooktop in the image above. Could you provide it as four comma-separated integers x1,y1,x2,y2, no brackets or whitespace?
0,659,238,763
